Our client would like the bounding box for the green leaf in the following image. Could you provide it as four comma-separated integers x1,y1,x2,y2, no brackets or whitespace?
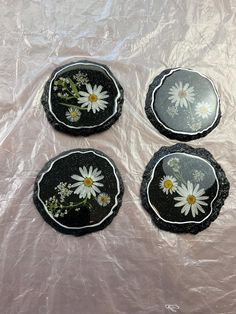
59,103,87,110
68,78,80,98
55,80,65,87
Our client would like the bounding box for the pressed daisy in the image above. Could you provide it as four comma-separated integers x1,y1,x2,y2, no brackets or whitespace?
195,102,213,119
174,181,209,218
97,193,111,207
70,166,104,199
159,175,178,195
168,81,195,108
78,84,109,113
66,107,81,122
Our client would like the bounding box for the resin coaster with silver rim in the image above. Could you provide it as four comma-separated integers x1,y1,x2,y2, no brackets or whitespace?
41,61,124,136
145,68,221,141
140,144,229,234
33,149,124,236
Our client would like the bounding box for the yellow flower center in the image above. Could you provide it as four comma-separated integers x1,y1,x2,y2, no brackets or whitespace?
89,94,97,102
178,90,187,98
100,195,108,203
83,177,93,187
199,106,208,114
187,195,196,205
70,111,78,118
164,180,173,189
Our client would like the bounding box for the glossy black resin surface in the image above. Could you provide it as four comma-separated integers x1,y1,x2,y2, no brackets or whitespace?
145,68,221,141
33,149,124,236
42,61,124,136
141,144,229,234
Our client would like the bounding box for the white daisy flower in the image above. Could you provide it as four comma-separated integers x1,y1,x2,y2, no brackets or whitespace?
70,166,104,199
168,81,195,108
97,193,111,207
174,181,209,218
195,102,213,119
159,175,178,195
66,108,81,122
78,84,109,113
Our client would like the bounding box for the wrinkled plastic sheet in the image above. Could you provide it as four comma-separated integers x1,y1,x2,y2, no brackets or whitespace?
0,1,236,313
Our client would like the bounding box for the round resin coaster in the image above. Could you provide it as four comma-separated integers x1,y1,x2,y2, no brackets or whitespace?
141,144,229,234
145,68,221,141
33,149,124,236
41,61,124,136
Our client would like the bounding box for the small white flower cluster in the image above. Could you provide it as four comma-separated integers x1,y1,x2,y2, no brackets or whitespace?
188,120,202,132
45,194,70,218
45,195,65,218
73,71,89,87
54,209,68,218
167,157,180,172
57,92,69,97
45,195,59,210
192,170,205,182
53,80,59,91
59,77,70,84
55,182,73,203
53,77,71,98
167,106,178,118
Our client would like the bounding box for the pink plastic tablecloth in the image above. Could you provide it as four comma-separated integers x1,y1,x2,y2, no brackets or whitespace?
0,1,236,313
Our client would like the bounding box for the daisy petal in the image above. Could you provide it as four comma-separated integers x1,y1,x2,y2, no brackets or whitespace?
79,91,90,97
86,84,93,94
71,174,83,181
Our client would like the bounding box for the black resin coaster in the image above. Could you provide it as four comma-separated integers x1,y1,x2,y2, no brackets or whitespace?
33,149,124,236
42,61,124,136
145,68,221,141
141,144,229,234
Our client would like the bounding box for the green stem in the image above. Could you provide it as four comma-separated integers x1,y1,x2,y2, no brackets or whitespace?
60,198,88,209
65,86,78,98
68,78,80,98
59,103,87,110
174,171,186,186
60,96,75,100
187,99,195,121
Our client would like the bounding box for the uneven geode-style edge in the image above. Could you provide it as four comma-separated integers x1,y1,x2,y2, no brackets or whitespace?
145,68,221,142
33,148,124,236
140,143,230,234
41,60,124,136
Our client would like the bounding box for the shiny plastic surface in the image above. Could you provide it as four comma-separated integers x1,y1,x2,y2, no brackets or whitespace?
0,1,235,313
